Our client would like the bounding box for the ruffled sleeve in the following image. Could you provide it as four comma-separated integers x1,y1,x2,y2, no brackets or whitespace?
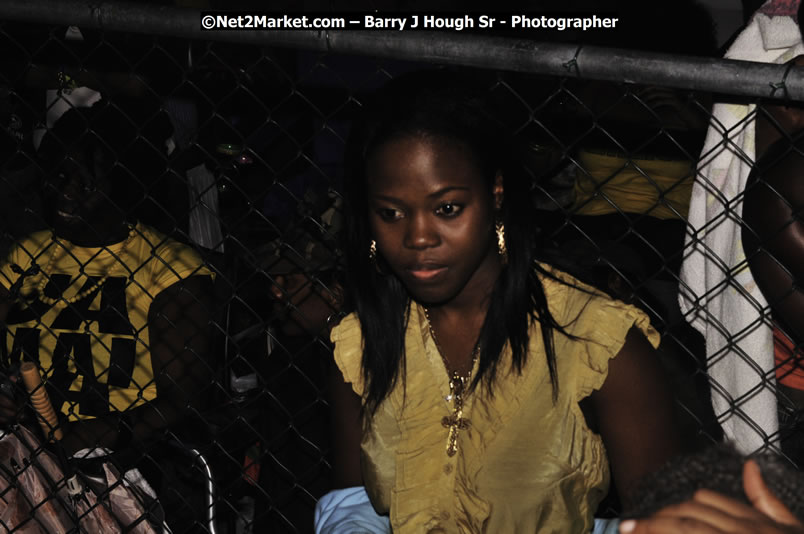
330,313,366,397
541,268,660,400
576,296,659,399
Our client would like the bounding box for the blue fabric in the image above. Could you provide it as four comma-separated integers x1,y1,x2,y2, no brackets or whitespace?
593,518,621,534
314,486,391,534
314,486,619,534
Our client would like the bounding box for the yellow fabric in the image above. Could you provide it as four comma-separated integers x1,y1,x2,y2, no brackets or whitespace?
332,268,659,534
572,149,694,219
1,223,212,421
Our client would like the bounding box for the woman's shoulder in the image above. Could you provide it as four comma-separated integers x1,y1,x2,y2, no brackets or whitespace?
330,311,362,344
534,261,658,344
535,262,611,308
330,311,365,396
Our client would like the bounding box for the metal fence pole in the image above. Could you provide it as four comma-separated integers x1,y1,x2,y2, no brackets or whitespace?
2,0,804,101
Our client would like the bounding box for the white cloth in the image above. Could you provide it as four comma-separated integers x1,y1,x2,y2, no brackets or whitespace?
679,11,803,454
44,87,101,129
72,447,157,500
186,163,225,253
32,87,102,150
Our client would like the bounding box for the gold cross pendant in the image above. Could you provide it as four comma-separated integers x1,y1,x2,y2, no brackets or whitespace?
441,414,470,457
441,372,471,457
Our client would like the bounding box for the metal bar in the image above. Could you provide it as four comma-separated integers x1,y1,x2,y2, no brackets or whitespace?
187,447,218,534
2,0,804,101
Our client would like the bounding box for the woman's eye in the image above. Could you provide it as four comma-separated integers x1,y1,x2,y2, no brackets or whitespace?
377,208,402,221
436,203,463,216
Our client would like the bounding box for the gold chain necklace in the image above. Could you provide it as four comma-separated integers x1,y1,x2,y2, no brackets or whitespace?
36,226,135,307
423,306,480,457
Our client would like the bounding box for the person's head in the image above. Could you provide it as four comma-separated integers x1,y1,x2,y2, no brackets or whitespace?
344,70,531,306
624,443,804,521
343,71,557,414
37,101,171,246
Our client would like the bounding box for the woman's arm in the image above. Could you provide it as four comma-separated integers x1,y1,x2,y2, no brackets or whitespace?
329,363,363,489
592,327,684,507
317,361,393,534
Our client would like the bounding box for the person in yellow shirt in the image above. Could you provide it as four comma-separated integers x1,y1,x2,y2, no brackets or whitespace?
0,102,214,461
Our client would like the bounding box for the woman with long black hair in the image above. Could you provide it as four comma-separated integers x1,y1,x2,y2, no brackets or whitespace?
320,71,682,533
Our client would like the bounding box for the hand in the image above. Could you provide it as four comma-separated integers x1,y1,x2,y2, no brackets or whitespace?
743,459,801,529
618,460,804,534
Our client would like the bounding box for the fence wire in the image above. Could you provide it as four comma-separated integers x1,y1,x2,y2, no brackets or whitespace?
1,2,804,532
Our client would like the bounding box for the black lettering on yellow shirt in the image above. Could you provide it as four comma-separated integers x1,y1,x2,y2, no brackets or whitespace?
0,224,212,421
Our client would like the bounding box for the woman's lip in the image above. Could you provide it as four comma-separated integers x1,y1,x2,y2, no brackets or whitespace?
408,267,447,281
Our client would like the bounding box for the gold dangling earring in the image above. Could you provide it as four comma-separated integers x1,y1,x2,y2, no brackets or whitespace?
496,220,508,265
369,239,377,261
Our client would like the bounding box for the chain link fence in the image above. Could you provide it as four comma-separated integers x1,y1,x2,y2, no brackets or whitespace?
1,1,804,532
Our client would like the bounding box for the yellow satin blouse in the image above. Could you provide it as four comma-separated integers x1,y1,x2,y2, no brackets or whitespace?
332,269,659,533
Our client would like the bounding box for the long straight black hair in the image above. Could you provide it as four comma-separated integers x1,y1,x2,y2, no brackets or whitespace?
343,71,569,415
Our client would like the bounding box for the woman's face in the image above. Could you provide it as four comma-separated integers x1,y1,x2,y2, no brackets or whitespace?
366,135,502,306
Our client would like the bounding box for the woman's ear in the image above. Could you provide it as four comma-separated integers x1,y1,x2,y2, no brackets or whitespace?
493,172,504,211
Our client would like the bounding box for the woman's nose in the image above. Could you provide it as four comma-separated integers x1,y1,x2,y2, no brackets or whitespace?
404,213,438,249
